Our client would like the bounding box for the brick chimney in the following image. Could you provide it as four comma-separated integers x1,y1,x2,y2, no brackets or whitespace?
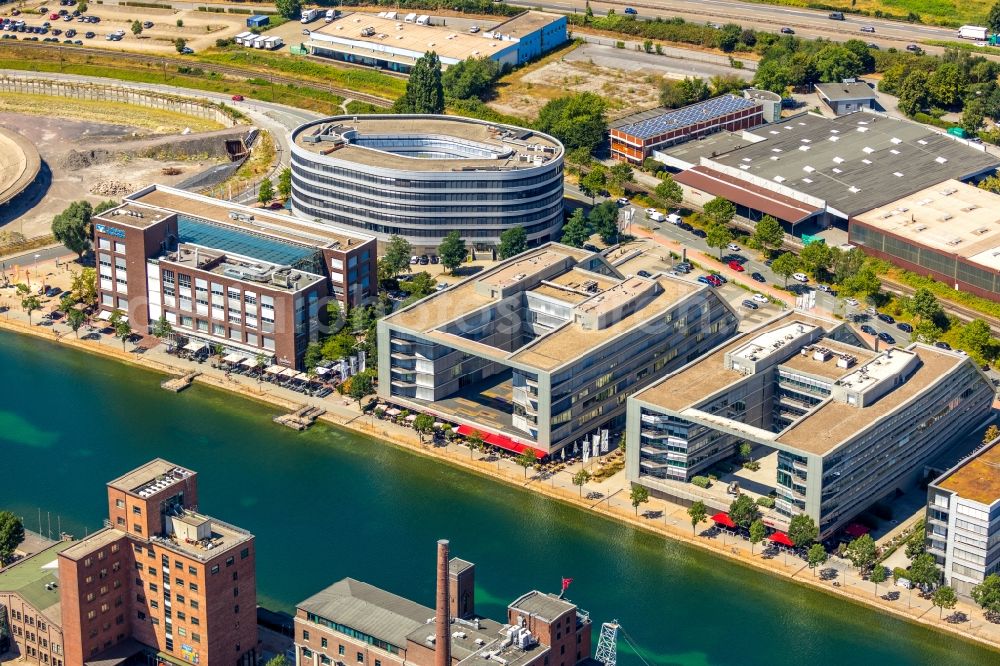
436,539,451,666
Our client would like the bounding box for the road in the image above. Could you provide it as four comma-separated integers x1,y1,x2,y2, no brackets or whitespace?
528,0,986,56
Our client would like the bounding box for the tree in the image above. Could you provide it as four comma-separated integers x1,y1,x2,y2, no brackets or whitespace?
814,45,864,83
738,441,752,462
395,51,444,114
798,241,832,278
985,423,1000,445
466,429,485,456
654,174,683,209
438,231,466,275
347,370,374,406
972,573,1000,615
959,319,992,359
928,62,965,109
629,484,649,516
717,23,742,52
990,2,1000,34
579,166,607,203
561,209,591,248
897,70,929,116
870,563,888,595
608,162,634,196
843,39,875,73
515,449,537,477
67,307,86,338
265,655,291,666
79,2,88,12
728,494,760,529
910,287,944,325
0,511,25,565
52,200,94,259
257,179,274,205
536,93,607,154
752,58,792,94
788,514,819,548
277,167,292,200
71,268,98,305
588,200,620,245
909,553,941,589
841,264,881,300
771,252,799,287
703,197,736,228
400,272,437,300
688,500,707,535
845,534,877,573
174,37,187,53
752,215,784,256
904,528,926,560
110,310,132,350
933,586,957,619
274,0,302,19
21,295,41,325
413,414,435,442
748,519,766,555
913,319,943,344
498,226,527,260
710,74,747,96
807,543,828,576
152,314,173,340
131,19,142,37
572,469,591,496
441,56,501,100
962,97,986,135
380,235,413,282
705,224,734,260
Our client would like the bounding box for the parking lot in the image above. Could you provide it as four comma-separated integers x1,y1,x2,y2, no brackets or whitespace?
1,1,250,54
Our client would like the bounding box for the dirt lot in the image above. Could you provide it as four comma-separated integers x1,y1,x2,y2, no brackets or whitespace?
4,1,250,54
0,112,224,239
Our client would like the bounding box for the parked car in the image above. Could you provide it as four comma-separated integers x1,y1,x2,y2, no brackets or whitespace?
697,275,715,286
878,331,896,344
897,322,913,333
616,197,630,206
728,260,745,272
142,20,153,28
180,46,194,54
935,341,952,350
84,31,94,38
844,297,859,307
708,273,726,284
752,293,768,304
678,222,693,232
692,228,707,238
675,262,692,273
860,324,877,335
792,272,809,282
430,255,439,264
751,272,766,283
727,243,741,252
780,27,794,34
666,213,682,225
817,284,833,293
409,255,419,264
419,255,429,265
741,299,759,310
877,313,895,324
637,270,652,278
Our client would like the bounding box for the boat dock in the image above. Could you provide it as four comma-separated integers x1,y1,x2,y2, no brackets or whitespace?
160,371,200,393
273,405,326,431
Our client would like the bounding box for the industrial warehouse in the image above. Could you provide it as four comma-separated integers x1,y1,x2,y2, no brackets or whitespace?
302,10,567,73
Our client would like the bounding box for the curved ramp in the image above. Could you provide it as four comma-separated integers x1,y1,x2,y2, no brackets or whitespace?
0,126,41,206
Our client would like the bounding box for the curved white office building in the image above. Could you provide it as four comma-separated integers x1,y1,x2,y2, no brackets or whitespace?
289,114,564,251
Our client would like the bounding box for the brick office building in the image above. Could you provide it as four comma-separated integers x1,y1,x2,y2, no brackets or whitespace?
93,186,377,369
293,541,592,666
1,459,258,666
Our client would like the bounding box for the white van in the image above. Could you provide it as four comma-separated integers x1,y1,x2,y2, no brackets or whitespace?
325,9,335,23
666,213,682,225
646,210,665,223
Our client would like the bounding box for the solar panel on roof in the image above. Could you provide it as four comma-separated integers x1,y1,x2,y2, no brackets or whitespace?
177,216,318,266
616,95,758,140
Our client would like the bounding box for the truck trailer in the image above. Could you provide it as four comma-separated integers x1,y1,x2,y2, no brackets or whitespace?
300,8,319,23
958,25,988,40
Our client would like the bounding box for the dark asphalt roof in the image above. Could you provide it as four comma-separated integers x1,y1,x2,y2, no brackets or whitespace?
815,82,876,102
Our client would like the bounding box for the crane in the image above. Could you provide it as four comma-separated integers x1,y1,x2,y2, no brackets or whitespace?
594,621,619,666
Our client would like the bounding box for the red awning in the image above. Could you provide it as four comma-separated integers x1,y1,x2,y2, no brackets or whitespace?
844,523,870,538
711,513,736,528
770,531,794,547
455,424,546,460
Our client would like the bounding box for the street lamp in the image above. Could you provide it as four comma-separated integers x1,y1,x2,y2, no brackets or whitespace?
33,253,41,293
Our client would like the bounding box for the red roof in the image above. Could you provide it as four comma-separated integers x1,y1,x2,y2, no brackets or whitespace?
844,523,871,538
711,512,736,528
770,531,794,547
455,424,546,460
674,166,820,225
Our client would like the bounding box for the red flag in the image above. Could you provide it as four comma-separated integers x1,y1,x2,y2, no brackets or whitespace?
561,577,573,591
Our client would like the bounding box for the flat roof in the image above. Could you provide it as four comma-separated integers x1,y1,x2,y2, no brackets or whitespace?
611,95,759,140
162,244,325,293
157,511,253,562
936,439,1000,505
656,130,762,167
95,202,173,230
777,346,963,454
816,81,876,102
308,13,514,63
675,166,820,224
780,339,877,381
60,529,126,561
107,459,194,496
293,115,561,172
0,541,74,623
634,313,840,412
852,179,1000,271
508,590,576,621
710,113,1000,217
129,185,372,249
298,577,433,649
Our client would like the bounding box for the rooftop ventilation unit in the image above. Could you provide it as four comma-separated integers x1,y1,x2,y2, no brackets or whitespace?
914,225,927,232
939,188,958,196
938,214,953,222
961,205,979,212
